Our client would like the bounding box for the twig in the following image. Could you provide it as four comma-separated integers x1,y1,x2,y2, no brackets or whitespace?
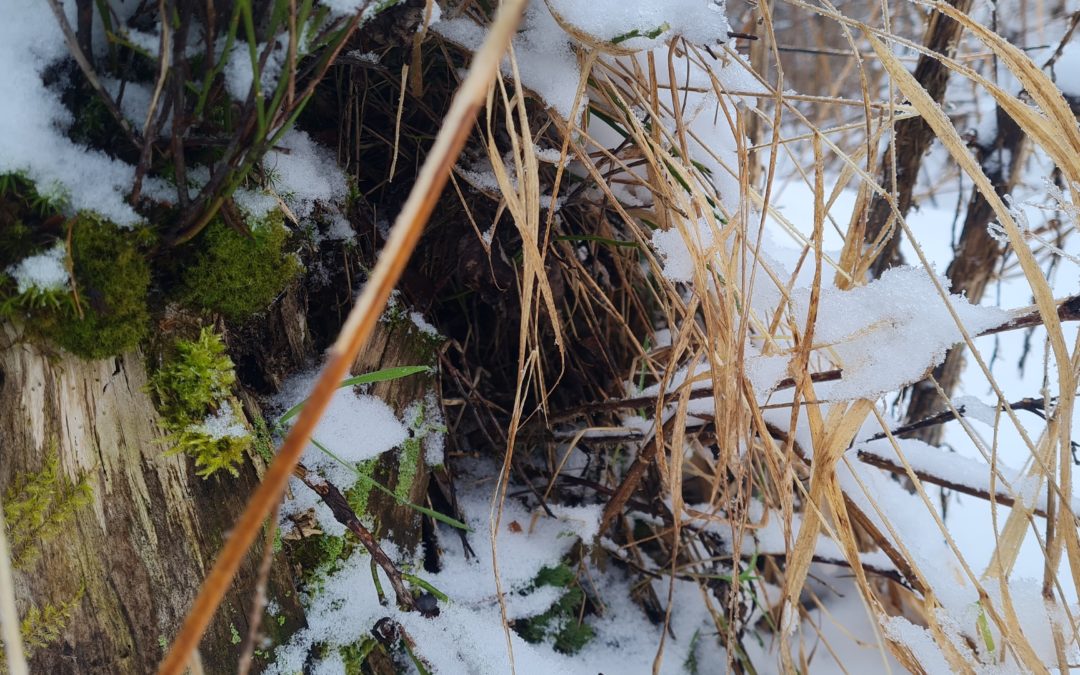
131,0,172,204
236,503,278,675
598,417,680,536
865,396,1052,442
558,294,1080,419
45,0,142,151
157,2,526,671
293,465,416,611
854,449,1069,519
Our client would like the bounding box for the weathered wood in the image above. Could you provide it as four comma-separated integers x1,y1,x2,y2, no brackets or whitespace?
346,317,439,553
0,323,303,674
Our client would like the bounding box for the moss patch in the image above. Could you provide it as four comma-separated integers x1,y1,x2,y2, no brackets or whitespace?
149,328,251,477
344,458,380,518
149,327,236,423
179,213,300,320
3,448,93,570
2,214,153,360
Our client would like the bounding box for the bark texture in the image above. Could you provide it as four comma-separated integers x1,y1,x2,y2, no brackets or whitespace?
0,322,303,674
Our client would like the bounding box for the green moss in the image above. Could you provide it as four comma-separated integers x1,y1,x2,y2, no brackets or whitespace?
340,638,378,674
0,587,84,667
179,213,300,320
0,219,39,270
169,425,249,478
3,448,93,570
344,458,379,517
394,437,422,502
514,564,595,655
288,532,349,594
149,328,251,478
149,327,236,424
37,215,152,359
251,413,275,463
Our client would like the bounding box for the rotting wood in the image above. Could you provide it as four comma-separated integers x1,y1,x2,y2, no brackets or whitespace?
0,323,304,674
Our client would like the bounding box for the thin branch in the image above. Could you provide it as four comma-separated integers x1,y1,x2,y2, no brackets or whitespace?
854,449,1069,520
866,396,1053,442
293,465,416,611
45,0,142,150
236,504,278,675
558,294,1080,419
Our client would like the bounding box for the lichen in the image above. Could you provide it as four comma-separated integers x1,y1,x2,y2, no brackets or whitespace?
178,212,300,320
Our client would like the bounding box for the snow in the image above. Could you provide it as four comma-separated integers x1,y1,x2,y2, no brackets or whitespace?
223,33,289,102
231,188,279,221
788,266,1010,400
265,129,352,236
0,1,142,225
268,467,734,674
434,2,586,119
190,401,248,441
881,616,953,673
651,220,715,283
6,243,69,294
851,436,1080,517
408,310,441,337
274,368,408,492
545,0,730,51
951,394,999,427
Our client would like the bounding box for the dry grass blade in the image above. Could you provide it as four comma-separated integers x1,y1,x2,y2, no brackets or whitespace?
0,509,28,675
156,1,527,671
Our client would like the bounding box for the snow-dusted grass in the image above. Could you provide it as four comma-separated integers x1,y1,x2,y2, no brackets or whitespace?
12,0,1079,672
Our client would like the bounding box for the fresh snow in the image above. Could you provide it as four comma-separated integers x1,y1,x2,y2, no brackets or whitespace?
6,243,69,294
274,368,409,494
0,1,142,225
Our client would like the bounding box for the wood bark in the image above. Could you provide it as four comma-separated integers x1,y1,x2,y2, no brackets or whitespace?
1,274,439,672
0,322,304,673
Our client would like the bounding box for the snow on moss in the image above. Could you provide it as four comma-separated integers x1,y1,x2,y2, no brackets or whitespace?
190,401,248,441
7,243,69,294
1,1,142,225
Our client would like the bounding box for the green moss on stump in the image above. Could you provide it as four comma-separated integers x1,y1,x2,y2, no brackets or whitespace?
8,215,152,360
180,214,300,320
2,180,150,360
149,327,236,424
149,328,251,478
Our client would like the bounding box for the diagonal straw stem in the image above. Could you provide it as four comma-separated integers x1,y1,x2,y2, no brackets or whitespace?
158,2,526,671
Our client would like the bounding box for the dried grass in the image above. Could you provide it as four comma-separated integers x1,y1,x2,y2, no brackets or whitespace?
162,0,1080,671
